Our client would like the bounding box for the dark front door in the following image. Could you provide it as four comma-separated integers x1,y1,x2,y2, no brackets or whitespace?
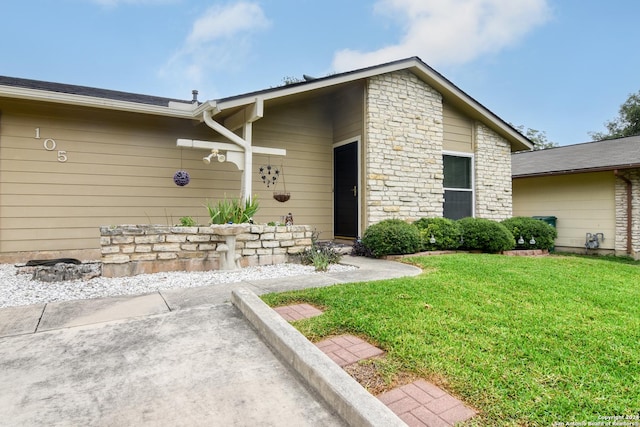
334,142,358,238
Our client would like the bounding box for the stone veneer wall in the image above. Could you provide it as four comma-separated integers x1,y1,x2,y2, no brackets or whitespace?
615,169,640,259
366,70,444,225
474,123,513,220
100,224,313,277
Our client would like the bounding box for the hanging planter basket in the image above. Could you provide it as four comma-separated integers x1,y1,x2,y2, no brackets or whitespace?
260,160,290,202
273,192,290,203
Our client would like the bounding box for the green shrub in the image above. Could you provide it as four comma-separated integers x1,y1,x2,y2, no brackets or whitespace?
413,217,462,251
206,196,259,224
457,217,515,253
501,217,558,250
361,219,421,258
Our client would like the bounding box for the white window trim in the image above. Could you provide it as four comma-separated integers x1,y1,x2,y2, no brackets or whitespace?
442,151,475,218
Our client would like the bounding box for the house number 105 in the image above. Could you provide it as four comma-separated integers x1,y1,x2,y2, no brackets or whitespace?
35,128,67,162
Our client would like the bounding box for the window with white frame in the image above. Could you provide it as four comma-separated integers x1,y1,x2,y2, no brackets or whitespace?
443,154,474,220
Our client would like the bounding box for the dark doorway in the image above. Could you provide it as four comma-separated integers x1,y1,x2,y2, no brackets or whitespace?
334,142,358,238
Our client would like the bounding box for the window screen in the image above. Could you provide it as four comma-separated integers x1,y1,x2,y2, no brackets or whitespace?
443,155,473,220
443,155,471,188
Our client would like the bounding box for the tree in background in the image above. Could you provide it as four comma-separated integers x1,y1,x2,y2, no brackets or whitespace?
512,124,558,150
590,90,640,140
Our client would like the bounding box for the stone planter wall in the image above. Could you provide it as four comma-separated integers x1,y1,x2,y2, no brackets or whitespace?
100,224,313,278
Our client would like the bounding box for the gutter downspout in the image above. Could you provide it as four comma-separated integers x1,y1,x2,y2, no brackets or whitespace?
614,169,633,255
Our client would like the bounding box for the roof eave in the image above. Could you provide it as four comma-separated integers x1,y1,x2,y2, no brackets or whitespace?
513,163,640,178
0,84,197,119
212,57,533,151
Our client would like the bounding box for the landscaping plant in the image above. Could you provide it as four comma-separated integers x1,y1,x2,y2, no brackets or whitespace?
351,237,374,257
502,216,557,250
206,196,259,224
178,216,197,227
457,217,515,252
299,230,342,271
413,217,462,251
361,219,421,257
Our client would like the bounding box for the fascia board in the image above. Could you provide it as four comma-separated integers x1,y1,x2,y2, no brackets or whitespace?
513,163,640,178
214,60,419,111
0,85,197,119
209,58,532,151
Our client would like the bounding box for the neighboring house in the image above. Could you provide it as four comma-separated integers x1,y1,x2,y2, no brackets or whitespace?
0,57,532,262
512,136,640,259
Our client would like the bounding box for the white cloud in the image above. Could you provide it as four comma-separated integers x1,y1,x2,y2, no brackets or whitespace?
186,2,269,46
159,1,270,98
333,0,551,72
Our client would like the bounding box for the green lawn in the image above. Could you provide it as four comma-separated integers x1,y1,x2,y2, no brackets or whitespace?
262,254,640,426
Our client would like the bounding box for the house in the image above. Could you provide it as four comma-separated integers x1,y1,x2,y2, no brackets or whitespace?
0,57,532,263
512,136,640,259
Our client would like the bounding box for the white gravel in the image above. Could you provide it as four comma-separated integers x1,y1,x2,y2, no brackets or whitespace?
0,263,356,309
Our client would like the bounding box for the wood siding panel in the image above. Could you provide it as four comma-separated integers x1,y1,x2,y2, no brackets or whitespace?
1,95,336,256
443,103,473,153
513,172,616,249
0,100,240,254
251,97,334,239
333,83,364,143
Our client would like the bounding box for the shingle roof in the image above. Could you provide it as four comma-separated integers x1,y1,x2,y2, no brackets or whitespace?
0,75,189,107
0,57,533,150
512,136,640,177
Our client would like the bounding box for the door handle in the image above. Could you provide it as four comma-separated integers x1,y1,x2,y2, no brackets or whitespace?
352,186,357,197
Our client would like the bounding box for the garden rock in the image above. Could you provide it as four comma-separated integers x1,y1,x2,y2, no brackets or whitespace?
19,262,102,282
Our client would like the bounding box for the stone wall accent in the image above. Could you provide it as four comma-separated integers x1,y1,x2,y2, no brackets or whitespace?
100,224,313,277
365,70,444,226
615,169,640,259
474,123,513,220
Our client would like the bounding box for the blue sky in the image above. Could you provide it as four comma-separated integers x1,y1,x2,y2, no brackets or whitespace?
1,0,638,146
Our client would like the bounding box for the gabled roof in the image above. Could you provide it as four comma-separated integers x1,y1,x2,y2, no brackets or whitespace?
207,57,532,151
0,57,532,150
512,136,640,178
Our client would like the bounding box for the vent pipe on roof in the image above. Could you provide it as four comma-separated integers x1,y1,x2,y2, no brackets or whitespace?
614,169,633,255
192,90,199,104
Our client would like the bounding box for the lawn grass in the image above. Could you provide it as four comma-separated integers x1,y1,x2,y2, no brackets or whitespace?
261,254,640,426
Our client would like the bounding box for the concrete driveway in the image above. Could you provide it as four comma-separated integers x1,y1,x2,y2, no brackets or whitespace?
0,256,421,426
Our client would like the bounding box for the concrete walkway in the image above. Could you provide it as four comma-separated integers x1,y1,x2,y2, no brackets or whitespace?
0,256,421,426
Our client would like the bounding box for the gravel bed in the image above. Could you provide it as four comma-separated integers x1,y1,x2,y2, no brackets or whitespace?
0,263,357,309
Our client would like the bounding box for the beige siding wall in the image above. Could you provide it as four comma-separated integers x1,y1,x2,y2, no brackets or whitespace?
333,83,364,143
513,172,616,249
0,96,335,258
443,103,473,153
0,99,233,258
251,97,334,239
